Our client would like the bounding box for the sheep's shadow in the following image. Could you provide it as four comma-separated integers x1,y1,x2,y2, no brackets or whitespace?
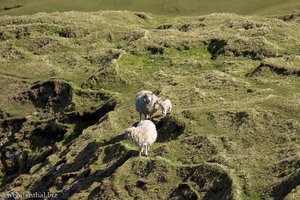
101,134,126,146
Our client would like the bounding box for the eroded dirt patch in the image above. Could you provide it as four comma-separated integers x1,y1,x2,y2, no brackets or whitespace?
30,121,67,149
207,39,227,60
17,80,73,113
156,116,185,142
176,165,234,200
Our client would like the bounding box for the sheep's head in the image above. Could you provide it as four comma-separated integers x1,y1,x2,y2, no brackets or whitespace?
124,128,135,140
142,94,152,104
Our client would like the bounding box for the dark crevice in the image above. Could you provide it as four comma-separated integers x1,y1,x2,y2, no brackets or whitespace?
30,122,67,149
1,5,23,11
179,24,191,32
80,98,117,125
134,13,148,20
61,98,117,145
270,170,300,200
173,165,234,200
246,61,300,77
17,80,73,113
156,116,185,142
0,117,26,134
280,12,300,22
156,24,173,29
169,183,199,199
207,39,227,60
147,46,164,55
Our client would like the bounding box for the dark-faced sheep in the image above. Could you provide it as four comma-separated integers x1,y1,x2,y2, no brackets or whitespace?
135,90,160,121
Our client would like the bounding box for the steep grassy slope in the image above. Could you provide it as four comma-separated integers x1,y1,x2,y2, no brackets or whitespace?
1,0,300,16
0,11,300,199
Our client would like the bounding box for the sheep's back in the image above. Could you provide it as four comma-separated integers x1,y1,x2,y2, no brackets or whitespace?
137,120,157,145
126,127,147,147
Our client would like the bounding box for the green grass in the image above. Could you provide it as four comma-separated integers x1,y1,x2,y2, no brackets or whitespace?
0,10,300,200
1,0,300,16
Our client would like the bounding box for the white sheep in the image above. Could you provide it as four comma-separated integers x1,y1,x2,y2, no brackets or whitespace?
135,90,160,121
124,120,157,156
159,98,172,117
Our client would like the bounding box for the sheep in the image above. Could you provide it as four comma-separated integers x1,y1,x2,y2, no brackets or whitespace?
158,98,172,117
135,90,160,121
124,120,157,156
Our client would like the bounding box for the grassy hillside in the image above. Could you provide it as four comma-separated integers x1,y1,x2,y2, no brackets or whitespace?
0,11,300,199
1,0,300,16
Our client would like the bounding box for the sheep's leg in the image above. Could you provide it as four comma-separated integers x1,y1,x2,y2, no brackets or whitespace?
142,146,145,156
139,113,142,121
163,110,167,117
139,146,143,157
145,144,148,156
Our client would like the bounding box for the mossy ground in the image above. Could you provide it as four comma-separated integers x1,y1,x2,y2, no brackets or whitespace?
0,11,300,199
